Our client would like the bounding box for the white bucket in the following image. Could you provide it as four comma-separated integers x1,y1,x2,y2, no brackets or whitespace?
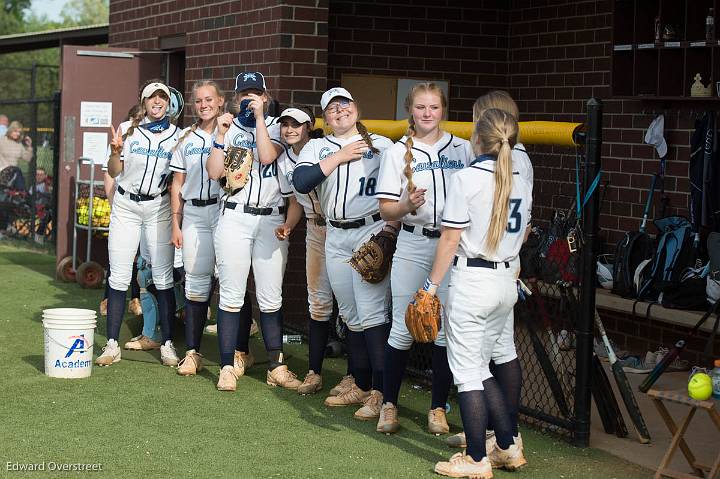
42,308,97,379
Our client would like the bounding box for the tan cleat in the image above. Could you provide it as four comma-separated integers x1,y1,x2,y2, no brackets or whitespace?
233,350,254,377
354,389,383,420
297,370,323,395
217,365,238,391
324,383,369,407
428,407,450,435
435,452,493,479
447,432,467,448
329,374,355,396
376,402,399,434
177,350,203,376
128,297,143,316
487,443,526,471
95,339,121,366
486,432,523,459
123,335,161,351
99,298,107,316
267,365,302,390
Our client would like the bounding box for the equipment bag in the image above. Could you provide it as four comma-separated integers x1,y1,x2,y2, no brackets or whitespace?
637,216,695,300
611,231,655,298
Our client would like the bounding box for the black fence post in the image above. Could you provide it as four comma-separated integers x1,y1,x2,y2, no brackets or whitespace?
574,98,602,447
29,62,38,242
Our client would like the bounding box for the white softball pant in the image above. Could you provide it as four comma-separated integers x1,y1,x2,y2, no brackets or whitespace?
108,192,174,291
445,261,518,392
214,208,288,313
325,220,390,332
306,220,333,321
493,257,521,365
387,230,448,350
181,203,220,302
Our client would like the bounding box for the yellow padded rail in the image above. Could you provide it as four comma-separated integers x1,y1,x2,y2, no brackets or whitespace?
314,119,583,147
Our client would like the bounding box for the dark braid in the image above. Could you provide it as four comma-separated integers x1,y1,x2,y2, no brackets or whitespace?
356,121,379,155
123,104,145,141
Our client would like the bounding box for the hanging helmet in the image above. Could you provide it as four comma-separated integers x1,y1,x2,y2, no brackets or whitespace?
167,87,185,121
596,254,614,290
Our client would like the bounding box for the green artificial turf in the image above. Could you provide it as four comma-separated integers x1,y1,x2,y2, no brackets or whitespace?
0,243,653,478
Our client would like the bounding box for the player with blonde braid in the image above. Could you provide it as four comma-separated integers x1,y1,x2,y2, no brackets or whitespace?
432,109,531,477
375,82,473,435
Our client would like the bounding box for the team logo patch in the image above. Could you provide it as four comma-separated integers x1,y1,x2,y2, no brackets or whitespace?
244,73,257,81
286,171,294,186
232,133,255,149
319,147,334,160
412,155,464,173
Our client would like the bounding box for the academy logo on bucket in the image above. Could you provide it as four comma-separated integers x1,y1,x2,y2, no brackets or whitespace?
65,335,89,358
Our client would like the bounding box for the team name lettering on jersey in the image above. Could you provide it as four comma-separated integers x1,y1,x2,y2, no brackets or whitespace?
129,141,172,160
412,155,464,173
232,134,255,149
183,144,211,157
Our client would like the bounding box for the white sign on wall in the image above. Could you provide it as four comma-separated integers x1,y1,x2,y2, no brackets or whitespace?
80,101,112,128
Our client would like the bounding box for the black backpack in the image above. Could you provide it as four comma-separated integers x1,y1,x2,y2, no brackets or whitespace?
611,231,654,298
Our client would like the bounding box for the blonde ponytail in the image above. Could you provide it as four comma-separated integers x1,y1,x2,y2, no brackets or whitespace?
474,109,518,254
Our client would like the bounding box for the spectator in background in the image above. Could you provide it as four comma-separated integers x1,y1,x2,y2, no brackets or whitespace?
0,115,8,136
0,121,33,190
33,167,52,195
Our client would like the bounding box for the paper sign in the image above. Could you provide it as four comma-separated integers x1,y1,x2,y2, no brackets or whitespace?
80,101,112,128
82,132,108,164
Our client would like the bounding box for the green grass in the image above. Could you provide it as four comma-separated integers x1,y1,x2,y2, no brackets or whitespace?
0,243,653,478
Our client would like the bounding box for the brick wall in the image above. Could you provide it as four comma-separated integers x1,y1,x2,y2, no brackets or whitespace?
327,0,510,120
109,0,328,108
508,0,693,249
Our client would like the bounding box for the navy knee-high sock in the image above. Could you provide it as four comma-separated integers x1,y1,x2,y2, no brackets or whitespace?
382,344,409,405
483,377,514,449
106,287,127,341
458,390,488,462
490,359,522,436
236,291,253,353
308,319,330,373
130,261,140,299
184,299,208,351
431,344,453,409
347,330,370,391
217,308,240,367
364,323,389,393
259,310,283,370
155,288,176,343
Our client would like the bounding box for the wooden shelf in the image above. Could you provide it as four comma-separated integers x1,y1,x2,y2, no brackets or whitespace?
612,0,719,99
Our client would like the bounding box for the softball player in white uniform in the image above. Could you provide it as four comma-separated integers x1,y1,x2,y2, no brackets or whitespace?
447,91,535,451
96,80,180,368
168,80,225,376
375,82,473,435
207,71,301,392
293,87,396,420
430,109,530,478
275,106,335,395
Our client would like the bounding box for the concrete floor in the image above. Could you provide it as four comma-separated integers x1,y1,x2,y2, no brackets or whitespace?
589,362,719,476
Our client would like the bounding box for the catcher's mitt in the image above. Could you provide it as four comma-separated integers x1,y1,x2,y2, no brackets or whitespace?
220,146,253,194
349,230,397,283
405,289,441,343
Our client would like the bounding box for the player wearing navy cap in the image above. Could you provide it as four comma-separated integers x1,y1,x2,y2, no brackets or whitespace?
96,79,180,367
293,87,397,420
207,71,301,392
431,109,530,477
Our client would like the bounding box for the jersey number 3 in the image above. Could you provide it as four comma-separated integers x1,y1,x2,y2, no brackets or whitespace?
507,198,522,233
358,177,376,196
